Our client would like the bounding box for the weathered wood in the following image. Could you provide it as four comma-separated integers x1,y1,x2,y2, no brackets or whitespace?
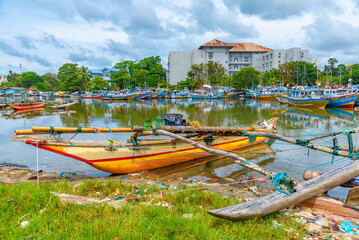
147,126,297,186
131,125,276,134
296,196,359,218
31,127,133,134
303,170,359,188
49,102,76,109
345,186,359,209
207,161,359,220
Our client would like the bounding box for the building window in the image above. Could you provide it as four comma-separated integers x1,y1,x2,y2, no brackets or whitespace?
278,61,281,65
244,56,249,62
234,65,238,69
301,52,304,58
278,52,281,58
270,54,273,59
208,52,213,59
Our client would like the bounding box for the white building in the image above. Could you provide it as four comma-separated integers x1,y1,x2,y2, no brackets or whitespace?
168,39,309,85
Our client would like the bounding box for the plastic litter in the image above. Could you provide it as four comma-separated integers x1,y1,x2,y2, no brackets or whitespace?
20,221,29,228
182,214,193,219
340,221,359,235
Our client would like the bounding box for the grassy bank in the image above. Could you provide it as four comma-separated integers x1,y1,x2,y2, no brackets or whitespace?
0,179,305,239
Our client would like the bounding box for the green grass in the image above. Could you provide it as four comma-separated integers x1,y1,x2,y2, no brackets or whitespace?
0,180,306,239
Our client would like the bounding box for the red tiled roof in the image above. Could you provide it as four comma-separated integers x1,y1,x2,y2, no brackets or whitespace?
200,39,234,47
200,39,271,52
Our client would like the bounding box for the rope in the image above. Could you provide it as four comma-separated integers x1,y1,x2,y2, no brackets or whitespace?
270,172,294,195
291,156,351,174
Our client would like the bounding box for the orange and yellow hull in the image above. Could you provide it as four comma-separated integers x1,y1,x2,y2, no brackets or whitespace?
25,135,269,174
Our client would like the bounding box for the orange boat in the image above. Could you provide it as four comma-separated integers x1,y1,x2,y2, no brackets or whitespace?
9,102,44,110
12,118,277,174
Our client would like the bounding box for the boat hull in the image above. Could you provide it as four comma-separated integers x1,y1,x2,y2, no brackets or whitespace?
9,103,44,110
24,135,269,174
285,97,330,108
81,96,102,100
326,93,357,108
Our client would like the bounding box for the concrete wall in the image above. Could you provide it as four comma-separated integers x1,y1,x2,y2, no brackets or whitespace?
168,51,192,85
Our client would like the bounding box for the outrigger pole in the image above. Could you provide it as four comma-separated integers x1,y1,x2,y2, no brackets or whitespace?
135,126,298,191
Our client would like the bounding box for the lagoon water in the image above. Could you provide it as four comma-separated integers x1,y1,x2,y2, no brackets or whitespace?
1,98,358,197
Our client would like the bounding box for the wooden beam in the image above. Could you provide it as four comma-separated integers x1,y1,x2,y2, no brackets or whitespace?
296,196,359,218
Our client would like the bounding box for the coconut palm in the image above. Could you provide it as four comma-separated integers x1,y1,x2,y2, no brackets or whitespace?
78,66,91,91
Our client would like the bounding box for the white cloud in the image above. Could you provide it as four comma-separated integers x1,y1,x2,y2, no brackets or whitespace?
0,0,358,76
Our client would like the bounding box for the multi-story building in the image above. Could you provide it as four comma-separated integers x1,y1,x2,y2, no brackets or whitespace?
89,68,119,80
168,39,309,85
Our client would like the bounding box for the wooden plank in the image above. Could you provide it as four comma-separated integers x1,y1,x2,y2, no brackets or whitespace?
345,186,359,209
296,196,359,218
207,161,359,220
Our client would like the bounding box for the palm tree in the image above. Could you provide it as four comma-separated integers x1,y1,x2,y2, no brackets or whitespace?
78,66,91,91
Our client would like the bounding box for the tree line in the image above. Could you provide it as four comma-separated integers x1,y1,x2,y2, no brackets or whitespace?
177,57,359,90
1,56,358,91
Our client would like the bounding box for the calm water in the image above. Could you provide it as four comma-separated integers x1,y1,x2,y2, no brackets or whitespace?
1,98,358,197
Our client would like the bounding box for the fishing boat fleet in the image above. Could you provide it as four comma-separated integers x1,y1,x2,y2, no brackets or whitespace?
245,86,359,108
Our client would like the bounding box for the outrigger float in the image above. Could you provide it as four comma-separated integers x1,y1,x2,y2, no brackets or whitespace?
11,114,359,220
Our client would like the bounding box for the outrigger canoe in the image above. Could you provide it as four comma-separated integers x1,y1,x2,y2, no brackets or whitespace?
12,118,277,174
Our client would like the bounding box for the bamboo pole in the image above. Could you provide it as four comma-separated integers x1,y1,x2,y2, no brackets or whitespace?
144,126,297,187
31,127,133,134
131,125,276,133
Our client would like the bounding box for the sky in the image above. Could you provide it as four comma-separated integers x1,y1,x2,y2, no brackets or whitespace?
0,0,359,76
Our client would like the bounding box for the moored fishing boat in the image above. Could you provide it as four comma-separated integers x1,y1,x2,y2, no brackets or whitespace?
285,89,330,108
275,94,288,104
81,92,103,99
12,117,277,174
8,101,44,110
49,102,76,109
326,93,357,108
286,96,330,108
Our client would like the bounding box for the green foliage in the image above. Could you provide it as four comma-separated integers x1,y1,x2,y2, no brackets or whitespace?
58,63,83,92
88,76,109,90
78,66,91,91
112,56,167,89
21,71,41,88
189,62,226,87
231,67,261,89
41,73,59,91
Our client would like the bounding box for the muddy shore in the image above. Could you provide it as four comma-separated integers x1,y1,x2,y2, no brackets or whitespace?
2,164,359,239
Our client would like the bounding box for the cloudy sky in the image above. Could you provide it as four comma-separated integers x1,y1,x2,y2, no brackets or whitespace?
0,0,358,76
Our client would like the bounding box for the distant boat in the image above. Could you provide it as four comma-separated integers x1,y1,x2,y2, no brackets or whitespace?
49,102,76,110
170,91,190,99
81,92,103,99
285,96,330,108
8,102,44,110
190,91,224,99
275,94,288,104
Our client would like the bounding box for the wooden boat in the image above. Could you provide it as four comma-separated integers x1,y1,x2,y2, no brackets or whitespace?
103,93,139,101
8,102,44,110
207,160,359,220
285,96,330,108
275,94,288,104
12,118,277,174
49,102,76,109
326,93,357,108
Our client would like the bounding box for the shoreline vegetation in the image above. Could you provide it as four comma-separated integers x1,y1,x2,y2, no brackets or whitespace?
1,57,358,93
2,165,359,239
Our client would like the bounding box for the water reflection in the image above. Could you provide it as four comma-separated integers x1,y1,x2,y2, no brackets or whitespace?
1,99,358,186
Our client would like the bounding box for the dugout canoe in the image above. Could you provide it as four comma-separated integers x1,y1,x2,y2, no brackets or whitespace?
207,160,359,220
49,102,76,109
11,118,277,174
